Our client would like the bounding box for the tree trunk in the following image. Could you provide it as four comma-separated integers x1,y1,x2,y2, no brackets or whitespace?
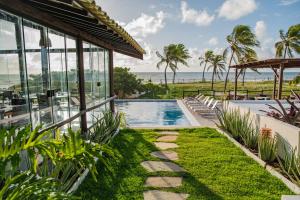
284,46,287,58
211,69,215,91
224,51,234,92
164,64,168,89
172,71,176,84
202,62,207,82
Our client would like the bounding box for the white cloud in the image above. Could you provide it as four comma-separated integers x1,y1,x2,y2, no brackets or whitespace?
181,1,215,26
279,0,299,5
218,0,257,20
254,21,275,59
208,37,219,46
255,20,267,41
124,11,166,38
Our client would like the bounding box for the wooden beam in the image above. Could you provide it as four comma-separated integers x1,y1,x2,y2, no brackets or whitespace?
108,49,115,112
234,68,238,100
0,0,143,59
76,38,87,134
277,64,284,99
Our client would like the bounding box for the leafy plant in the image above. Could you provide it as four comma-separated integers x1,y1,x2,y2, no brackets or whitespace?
0,171,78,200
258,134,277,163
88,111,121,145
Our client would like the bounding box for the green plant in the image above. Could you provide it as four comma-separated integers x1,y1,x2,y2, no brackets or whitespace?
88,111,121,145
258,135,277,163
277,148,300,186
0,171,78,200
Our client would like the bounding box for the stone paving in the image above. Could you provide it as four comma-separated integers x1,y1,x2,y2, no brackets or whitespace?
154,142,178,150
142,131,189,200
151,151,178,161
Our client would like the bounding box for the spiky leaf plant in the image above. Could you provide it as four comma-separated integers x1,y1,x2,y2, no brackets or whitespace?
258,135,277,163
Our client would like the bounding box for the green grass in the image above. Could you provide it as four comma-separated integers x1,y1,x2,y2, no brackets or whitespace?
140,81,299,99
76,128,292,199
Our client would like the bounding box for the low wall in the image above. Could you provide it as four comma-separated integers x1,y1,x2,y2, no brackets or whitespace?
227,101,300,158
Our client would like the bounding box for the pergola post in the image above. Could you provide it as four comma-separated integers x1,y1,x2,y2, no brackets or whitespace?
234,68,238,100
77,38,88,135
273,71,277,99
109,49,115,112
277,64,284,99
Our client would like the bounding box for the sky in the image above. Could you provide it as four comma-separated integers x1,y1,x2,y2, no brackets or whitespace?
98,0,300,72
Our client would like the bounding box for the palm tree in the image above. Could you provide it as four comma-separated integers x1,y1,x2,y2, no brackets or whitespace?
223,25,260,92
171,44,190,84
156,44,177,89
208,54,226,90
199,50,214,82
275,24,300,58
237,49,259,86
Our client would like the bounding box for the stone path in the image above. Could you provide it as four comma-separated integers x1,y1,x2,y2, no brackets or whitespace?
151,151,178,161
141,131,189,200
154,142,178,150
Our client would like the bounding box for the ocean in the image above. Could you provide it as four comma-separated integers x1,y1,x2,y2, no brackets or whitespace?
134,72,299,84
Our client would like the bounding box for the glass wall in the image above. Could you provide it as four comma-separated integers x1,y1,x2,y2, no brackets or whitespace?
0,9,111,131
83,42,108,127
0,12,30,128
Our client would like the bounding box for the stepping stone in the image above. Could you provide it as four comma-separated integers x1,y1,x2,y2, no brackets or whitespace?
154,142,178,150
282,196,300,200
157,135,177,142
141,161,185,172
158,131,179,135
144,190,189,200
144,177,182,188
151,151,178,161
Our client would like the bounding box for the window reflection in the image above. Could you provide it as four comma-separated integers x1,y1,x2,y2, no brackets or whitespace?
0,12,29,128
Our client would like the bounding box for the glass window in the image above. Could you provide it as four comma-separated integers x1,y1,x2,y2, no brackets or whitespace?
0,11,30,128
104,50,110,99
66,36,80,129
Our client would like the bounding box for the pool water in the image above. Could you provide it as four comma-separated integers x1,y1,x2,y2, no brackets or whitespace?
116,100,191,127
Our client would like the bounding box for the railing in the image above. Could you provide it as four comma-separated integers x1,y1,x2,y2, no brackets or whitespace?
38,95,116,134
182,89,300,99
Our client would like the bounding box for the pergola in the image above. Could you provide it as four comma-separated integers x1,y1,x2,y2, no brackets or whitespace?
230,58,300,100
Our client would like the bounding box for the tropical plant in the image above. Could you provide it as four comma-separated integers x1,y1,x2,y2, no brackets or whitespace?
223,25,260,91
237,48,259,86
0,171,77,200
207,54,226,90
275,24,300,58
199,50,214,82
170,44,190,84
258,134,277,163
88,111,121,145
156,44,178,89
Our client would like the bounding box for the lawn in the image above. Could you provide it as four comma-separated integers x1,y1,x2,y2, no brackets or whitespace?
140,81,299,99
76,128,292,199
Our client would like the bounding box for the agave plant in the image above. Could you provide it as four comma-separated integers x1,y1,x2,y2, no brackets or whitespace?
88,111,121,145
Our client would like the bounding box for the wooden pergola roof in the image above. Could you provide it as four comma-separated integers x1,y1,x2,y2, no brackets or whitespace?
0,0,145,59
230,58,300,69
230,58,300,100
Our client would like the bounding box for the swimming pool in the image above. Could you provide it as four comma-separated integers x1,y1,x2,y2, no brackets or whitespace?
116,100,198,127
